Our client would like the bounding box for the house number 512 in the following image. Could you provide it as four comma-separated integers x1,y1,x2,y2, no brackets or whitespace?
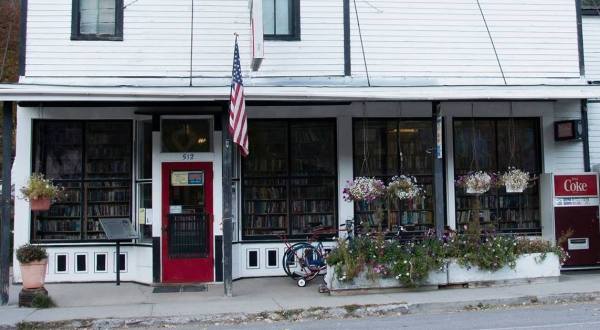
182,153,195,160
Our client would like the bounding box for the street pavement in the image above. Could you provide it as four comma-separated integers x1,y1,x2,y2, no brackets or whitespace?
205,302,600,330
2,271,600,328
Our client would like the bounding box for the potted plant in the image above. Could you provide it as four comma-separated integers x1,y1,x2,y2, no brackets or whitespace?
342,177,386,203
456,171,495,194
20,173,62,211
498,167,530,193
16,244,48,289
387,175,422,200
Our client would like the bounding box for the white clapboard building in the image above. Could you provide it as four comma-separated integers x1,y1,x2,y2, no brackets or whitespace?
0,0,599,284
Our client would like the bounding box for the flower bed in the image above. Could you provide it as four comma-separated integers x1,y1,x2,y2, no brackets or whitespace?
326,253,559,293
325,232,565,294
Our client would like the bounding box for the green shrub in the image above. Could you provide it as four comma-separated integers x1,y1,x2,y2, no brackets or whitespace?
31,294,54,309
16,244,47,264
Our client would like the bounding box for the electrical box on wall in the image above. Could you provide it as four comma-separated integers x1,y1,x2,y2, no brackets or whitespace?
554,120,583,141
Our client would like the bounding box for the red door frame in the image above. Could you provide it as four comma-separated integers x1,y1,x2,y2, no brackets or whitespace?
161,162,214,283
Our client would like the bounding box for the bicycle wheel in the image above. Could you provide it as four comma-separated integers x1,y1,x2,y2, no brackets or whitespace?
283,242,325,281
282,242,313,277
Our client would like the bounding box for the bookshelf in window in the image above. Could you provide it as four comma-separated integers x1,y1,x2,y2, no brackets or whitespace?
33,182,83,241
353,176,434,233
31,120,133,242
454,184,541,235
352,119,435,234
242,119,338,239
85,181,132,240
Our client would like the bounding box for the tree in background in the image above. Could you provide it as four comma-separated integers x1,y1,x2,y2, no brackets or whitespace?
0,0,19,83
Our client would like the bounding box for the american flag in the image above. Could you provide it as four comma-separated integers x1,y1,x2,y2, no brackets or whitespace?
229,38,249,157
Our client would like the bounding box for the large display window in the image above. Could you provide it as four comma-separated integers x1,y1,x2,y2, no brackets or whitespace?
352,119,434,234
453,118,541,234
242,119,337,239
31,120,133,242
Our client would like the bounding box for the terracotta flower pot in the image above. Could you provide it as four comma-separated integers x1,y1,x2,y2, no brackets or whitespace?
30,198,51,211
20,258,48,289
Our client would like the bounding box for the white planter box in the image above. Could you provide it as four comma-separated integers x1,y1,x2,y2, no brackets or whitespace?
325,265,447,292
447,253,560,284
325,253,560,293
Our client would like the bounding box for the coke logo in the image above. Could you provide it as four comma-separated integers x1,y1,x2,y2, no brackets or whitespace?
563,179,588,192
555,174,598,197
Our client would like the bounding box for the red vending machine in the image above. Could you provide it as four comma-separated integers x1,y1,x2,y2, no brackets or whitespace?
553,173,600,268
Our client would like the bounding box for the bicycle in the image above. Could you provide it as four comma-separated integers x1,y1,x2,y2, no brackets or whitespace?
281,225,339,287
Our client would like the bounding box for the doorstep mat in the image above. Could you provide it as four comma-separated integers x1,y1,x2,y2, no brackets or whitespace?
152,285,208,293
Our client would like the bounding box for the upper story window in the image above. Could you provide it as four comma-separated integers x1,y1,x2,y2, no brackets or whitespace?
263,0,300,40
71,0,124,41
583,0,599,15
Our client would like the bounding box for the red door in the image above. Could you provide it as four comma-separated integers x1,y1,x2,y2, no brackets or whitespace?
555,206,600,267
162,162,214,283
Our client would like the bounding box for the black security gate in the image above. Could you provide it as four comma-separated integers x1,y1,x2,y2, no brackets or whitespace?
168,213,209,258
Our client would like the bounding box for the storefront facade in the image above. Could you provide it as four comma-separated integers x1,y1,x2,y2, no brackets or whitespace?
6,99,586,284
2,0,599,287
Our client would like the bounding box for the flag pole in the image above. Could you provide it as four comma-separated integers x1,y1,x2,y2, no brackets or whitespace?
222,32,240,297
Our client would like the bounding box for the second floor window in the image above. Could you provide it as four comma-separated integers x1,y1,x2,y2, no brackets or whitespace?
263,0,300,40
72,0,124,40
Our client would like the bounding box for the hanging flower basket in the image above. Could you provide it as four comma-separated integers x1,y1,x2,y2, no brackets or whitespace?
20,173,63,211
387,175,422,200
343,177,386,202
498,168,530,193
456,171,494,195
30,197,52,211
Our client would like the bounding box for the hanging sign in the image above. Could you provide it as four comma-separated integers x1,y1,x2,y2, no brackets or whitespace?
249,0,264,71
554,174,598,198
436,114,443,159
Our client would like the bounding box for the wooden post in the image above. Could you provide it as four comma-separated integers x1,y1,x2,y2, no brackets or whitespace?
1,101,13,305
432,102,446,238
221,111,233,297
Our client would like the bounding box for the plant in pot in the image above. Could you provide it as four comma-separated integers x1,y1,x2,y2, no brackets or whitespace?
387,175,422,200
16,244,48,289
343,177,386,231
498,167,530,193
456,171,495,195
20,173,63,211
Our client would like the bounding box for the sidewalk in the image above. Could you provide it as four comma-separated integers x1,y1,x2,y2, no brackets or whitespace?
2,271,600,328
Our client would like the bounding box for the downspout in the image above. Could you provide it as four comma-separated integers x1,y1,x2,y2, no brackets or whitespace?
582,100,591,172
343,0,350,76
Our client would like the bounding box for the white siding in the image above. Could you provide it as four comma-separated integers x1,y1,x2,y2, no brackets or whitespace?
24,0,581,84
553,100,585,173
588,102,600,170
25,0,344,79
583,16,600,81
350,0,580,82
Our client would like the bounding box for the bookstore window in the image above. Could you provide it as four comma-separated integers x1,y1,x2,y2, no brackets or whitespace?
32,120,133,242
136,120,152,243
453,118,541,235
353,119,434,234
161,119,212,153
242,119,337,239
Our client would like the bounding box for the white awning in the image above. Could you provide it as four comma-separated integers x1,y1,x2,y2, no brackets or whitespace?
1,84,600,102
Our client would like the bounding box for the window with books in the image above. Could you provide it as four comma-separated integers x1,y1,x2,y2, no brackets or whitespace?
453,118,541,235
136,120,152,243
32,120,132,242
353,119,434,234
242,119,337,239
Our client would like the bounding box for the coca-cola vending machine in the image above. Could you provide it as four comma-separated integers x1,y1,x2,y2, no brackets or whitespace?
552,173,600,267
